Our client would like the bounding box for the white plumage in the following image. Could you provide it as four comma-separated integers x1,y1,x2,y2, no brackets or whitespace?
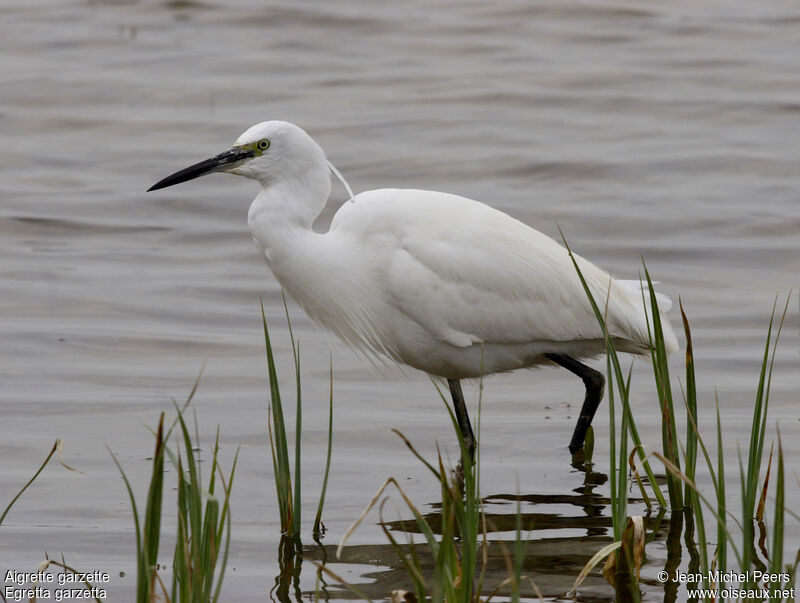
150,120,679,456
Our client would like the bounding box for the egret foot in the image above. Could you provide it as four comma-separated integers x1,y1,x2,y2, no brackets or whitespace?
544,353,605,454
570,446,586,467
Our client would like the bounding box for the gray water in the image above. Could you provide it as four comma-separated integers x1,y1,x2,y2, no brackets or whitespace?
1,1,799,600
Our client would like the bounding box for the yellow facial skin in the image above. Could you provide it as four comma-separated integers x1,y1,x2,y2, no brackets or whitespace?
239,139,270,157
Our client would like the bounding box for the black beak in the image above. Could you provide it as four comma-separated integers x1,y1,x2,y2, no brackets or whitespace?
147,147,255,191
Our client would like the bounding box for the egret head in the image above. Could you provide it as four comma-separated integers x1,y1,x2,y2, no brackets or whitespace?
148,120,328,192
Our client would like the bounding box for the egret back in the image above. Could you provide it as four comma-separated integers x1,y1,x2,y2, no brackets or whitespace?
328,189,678,359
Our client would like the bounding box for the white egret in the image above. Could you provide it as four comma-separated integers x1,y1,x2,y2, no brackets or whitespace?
149,121,678,458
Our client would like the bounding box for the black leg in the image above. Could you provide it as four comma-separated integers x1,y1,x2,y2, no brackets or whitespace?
544,353,605,454
448,378,475,461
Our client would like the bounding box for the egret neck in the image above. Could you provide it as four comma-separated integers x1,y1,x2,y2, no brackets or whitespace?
246,159,331,263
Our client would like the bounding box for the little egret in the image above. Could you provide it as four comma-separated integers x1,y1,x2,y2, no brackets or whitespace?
149,121,678,458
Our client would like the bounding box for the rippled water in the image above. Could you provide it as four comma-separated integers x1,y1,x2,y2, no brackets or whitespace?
2,1,799,600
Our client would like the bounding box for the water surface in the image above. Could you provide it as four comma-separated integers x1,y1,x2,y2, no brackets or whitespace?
1,1,799,600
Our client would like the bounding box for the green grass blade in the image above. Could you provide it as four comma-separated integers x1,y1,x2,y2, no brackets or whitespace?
742,297,788,572
211,447,238,603
161,402,238,602
606,351,620,538
680,301,698,499
642,265,682,510
107,447,146,602
163,365,205,443
293,343,301,536
314,355,335,538
174,403,204,577
282,295,303,536
261,299,293,533
511,496,527,603
212,493,234,603
715,396,727,572
559,229,666,509
654,451,743,567
172,454,185,602
201,496,220,595
744,300,776,527
617,366,633,538
690,495,709,579
739,444,751,570
142,413,165,597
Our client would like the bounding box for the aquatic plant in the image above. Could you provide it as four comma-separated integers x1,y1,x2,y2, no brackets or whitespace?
564,235,797,600
109,386,238,603
261,297,334,542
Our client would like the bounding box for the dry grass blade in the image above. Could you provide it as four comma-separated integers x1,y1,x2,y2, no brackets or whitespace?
521,576,545,603
488,530,544,603
602,550,616,589
757,519,770,564
756,442,775,522
624,516,646,581
627,446,652,510
478,496,489,591
483,576,544,603
600,516,645,594
1,439,80,526
37,557,103,603
309,560,374,603
377,498,429,599
567,541,622,596
390,428,440,479
337,477,427,559
390,590,417,603
54,439,80,473
485,573,513,601
154,571,171,603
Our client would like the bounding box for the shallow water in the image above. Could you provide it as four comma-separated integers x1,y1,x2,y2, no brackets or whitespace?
1,1,799,600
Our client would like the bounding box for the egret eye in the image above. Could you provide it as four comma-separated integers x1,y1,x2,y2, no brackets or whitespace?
257,139,270,151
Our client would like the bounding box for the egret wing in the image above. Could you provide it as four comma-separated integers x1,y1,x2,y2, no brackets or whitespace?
373,191,647,348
